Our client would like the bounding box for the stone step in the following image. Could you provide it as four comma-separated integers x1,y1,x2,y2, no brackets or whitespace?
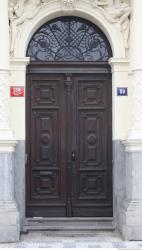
23,217,115,232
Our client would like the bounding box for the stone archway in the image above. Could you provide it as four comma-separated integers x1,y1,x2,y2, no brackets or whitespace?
9,0,131,239
25,16,113,218
13,2,126,58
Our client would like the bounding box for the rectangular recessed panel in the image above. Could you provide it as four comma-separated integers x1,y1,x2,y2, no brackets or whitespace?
78,171,107,200
79,111,106,169
32,110,60,168
78,79,107,108
32,171,60,198
31,79,59,106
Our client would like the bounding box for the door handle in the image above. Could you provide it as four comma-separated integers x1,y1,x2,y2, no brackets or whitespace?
72,152,77,161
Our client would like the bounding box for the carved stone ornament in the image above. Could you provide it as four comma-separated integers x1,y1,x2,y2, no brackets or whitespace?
90,0,131,48
61,0,77,10
9,0,48,55
9,0,131,55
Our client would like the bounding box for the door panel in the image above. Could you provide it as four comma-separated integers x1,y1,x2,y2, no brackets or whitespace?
26,66,112,217
26,74,67,217
71,75,112,216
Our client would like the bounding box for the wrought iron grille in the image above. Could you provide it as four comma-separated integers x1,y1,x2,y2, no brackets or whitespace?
27,17,112,61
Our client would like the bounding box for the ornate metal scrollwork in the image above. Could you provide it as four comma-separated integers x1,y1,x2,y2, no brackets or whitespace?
27,17,112,61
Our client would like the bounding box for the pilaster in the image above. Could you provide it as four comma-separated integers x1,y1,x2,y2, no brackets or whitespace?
109,58,130,140
0,0,20,242
121,0,142,240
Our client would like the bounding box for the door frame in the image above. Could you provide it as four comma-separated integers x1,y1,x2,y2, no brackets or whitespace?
26,61,112,217
26,62,112,74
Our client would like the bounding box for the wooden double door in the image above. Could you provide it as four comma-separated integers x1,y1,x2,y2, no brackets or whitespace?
26,63,112,217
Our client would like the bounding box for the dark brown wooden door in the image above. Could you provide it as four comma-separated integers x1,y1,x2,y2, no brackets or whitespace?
26,63,112,217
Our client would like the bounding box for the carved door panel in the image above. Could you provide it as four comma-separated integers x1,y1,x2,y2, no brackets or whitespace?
71,74,112,217
26,74,67,217
26,68,112,217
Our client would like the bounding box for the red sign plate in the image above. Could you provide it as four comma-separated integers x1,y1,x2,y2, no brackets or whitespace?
10,86,24,97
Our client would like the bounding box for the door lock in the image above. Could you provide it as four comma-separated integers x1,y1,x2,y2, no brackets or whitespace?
72,152,77,161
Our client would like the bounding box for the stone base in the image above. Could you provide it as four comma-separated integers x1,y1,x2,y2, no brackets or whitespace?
120,200,142,240
0,201,20,242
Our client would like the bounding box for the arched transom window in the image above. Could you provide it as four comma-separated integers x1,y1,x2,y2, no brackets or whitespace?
27,16,112,61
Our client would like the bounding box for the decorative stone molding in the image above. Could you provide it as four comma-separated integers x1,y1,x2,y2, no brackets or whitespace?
90,0,131,49
122,139,142,152
10,57,30,72
61,0,76,10
9,0,48,55
109,58,130,73
0,140,17,152
9,0,131,56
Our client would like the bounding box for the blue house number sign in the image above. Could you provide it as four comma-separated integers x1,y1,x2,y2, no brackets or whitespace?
117,87,128,96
